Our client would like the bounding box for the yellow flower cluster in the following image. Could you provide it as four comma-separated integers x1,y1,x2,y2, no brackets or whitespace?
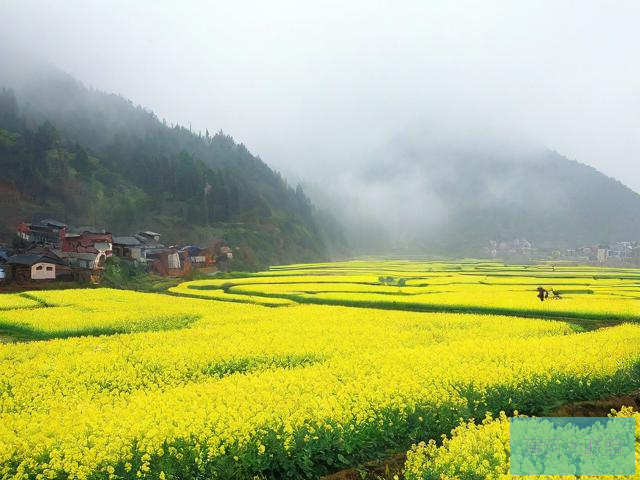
0,260,639,478
180,261,640,324
168,282,294,306
0,293,40,311
0,289,208,339
404,408,640,480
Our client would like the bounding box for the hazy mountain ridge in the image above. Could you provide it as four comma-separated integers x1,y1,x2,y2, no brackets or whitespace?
309,137,640,255
1,47,638,261
0,52,343,268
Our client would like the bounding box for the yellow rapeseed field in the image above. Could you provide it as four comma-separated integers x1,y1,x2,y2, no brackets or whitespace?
403,408,640,480
0,294,41,311
1,260,639,479
181,260,640,324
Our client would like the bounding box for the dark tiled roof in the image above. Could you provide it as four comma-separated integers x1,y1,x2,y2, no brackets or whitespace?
133,234,164,248
180,245,202,256
39,218,68,228
113,236,141,246
6,254,66,266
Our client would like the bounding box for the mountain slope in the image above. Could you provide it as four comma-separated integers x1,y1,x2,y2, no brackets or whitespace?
425,149,640,251
0,52,338,268
312,137,640,255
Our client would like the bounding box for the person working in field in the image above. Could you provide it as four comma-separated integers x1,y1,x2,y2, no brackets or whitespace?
550,288,562,299
536,286,548,301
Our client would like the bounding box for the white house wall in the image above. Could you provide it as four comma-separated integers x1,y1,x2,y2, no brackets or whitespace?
167,253,181,269
31,263,56,280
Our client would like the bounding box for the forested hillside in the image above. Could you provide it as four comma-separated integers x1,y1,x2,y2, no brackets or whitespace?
309,139,640,255
401,146,640,252
3,47,638,262
0,59,345,268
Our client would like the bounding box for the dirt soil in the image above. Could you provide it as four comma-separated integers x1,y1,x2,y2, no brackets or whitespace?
320,453,405,480
548,390,640,417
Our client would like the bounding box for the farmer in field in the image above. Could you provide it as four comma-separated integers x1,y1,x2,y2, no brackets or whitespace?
536,286,547,302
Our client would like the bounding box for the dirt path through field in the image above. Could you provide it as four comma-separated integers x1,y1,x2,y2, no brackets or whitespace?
0,333,16,343
546,390,640,416
320,453,405,480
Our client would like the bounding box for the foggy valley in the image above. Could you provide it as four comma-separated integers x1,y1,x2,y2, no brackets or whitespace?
2,1,640,263
2,3,640,480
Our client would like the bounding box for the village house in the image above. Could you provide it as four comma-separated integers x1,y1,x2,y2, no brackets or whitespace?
112,236,144,261
596,245,609,263
0,247,10,283
16,218,67,247
132,231,162,250
514,239,534,256
113,232,233,276
62,231,113,255
179,245,215,269
137,231,162,245
112,231,164,262
146,247,192,276
8,218,237,282
608,241,637,260
145,241,233,276
11,220,117,284
4,252,69,282
217,247,233,272
57,230,113,282
486,238,535,259
214,240,233,272
59,252,107,270
112,230,186,275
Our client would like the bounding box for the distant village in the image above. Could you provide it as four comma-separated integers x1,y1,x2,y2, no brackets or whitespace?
487,238,640,266
0,218,233,285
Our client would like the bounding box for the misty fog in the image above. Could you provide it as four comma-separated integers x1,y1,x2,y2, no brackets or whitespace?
2,0,640,252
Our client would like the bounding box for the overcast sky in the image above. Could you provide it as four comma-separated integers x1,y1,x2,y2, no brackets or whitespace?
3,0,639,192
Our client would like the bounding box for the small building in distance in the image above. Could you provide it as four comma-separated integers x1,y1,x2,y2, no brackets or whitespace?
62,231,113,256
146,247,192,276
0,247,10,283
5,252,68,282
608,241,637,261
112,230,234,276
16,218,67,248
596,245,609,263
58,230,113,282
214,241,233,272
486,238,535,259
137,231,162,244
113,231,164,262
112,236,144,261
179,245,214,269
132,231,163,250
57,251,107,271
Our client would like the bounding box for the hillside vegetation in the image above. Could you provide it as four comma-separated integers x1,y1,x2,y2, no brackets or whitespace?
309,139,640,255
0,54,346,268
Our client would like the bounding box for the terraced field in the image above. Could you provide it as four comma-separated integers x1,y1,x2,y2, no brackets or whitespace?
173,260,640,327
1,260,639,479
